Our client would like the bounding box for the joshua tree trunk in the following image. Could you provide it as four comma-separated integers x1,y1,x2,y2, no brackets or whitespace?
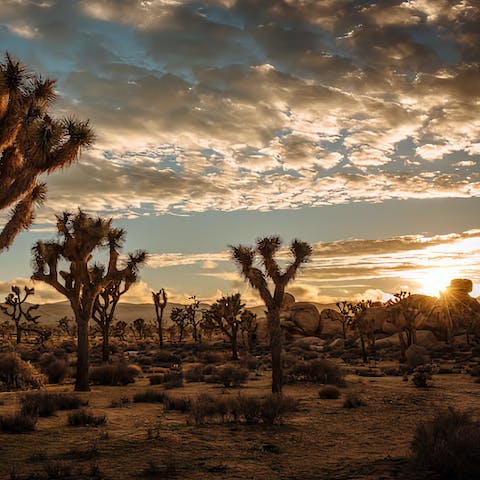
102,324,109,363
75,313,90,392
268,309,283,394
231,327,239,361
15,326,21,344
359,332,367,363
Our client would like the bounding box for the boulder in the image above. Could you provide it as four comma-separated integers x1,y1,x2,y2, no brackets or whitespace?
282,302,321,337
319,308,344,336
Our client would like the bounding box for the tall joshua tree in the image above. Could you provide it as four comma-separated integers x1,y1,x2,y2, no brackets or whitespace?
231,236,312,394
0,53,93,251
93,229,147,362
0,285,40,344
152,288,167,349
32,210,146,391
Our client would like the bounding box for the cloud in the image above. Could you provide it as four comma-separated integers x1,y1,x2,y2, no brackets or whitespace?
0,1,478,225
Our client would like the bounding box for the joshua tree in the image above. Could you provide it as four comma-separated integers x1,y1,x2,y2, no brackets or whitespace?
112,320,128,341
31,209,146,391
0,53,93,251
231,236,312,394
93,230,147,362
186,296,201,344
152,288,167,349
132,317,148,340
0,285,40,344
203,293,245,360
57,315,74,337
170,306,188,344
348,300,374,363
335,300,353,340
240,309,258,353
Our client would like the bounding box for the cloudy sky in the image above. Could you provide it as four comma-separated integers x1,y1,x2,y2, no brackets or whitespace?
1,0,480,305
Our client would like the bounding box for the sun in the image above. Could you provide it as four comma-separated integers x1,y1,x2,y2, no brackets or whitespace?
417,268,461,297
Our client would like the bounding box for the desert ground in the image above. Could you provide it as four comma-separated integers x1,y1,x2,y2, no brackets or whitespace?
0,330,479,480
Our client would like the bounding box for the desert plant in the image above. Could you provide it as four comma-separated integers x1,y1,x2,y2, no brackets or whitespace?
67,409,106,427
21,392,86,417
411,364,436,388
89,362,141,386
38,354,70,384
206,364,249,388
231,236,312,393
0,285,40,344
93,240,147,363
43,461,73,478
184,364,206,382
152,288,168,349
290,358,344,386
0,352,45,390
149,369,183,388
411,407,480,478
202,293,245,360
237,393,298,425
32,210,147,391
343,393,367,408
133,389,166,404
163,394,191,413
0,411,37,433
0,53,94,252
318,385,341,399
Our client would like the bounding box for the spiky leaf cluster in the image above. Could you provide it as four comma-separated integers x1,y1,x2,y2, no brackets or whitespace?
0,53,94,251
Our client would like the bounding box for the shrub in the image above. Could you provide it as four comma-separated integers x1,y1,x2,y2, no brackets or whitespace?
184,364,206,382
411,365,435,388
90,363,141,386
153,350,181,365
291,359,344,386
206,364,249,388
21,392,86,417
411,407,480,478
148,369,183,389
237,394,298,425
343,393,367,408
319,385,341,399
110,396,130,408
199,351,225,364
0,352,46,390
0,411,37,433
42,359,70,384
67,409,106,427
43,461,72,479
133,390,165,404
163,394,191,413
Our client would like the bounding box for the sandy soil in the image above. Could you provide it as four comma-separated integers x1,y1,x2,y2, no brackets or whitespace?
1,369,478,480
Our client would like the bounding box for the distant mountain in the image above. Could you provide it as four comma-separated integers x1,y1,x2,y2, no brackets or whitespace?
0,300,338,327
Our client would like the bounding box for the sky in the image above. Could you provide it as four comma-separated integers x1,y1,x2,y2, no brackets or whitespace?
1,0,480,305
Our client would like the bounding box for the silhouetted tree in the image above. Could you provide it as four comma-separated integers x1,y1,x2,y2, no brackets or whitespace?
170,306,188,344
203,293,245,360
0,53,93,251
186,296,201,344
132,318,148,340
152,288,167,349
57,315,75,337
240,309,258,353
231,236,312,394
335,300,352,340
348,300,374,363
112,320,128,341
0,285,40,344
31,210,145,391
93,230,147,362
